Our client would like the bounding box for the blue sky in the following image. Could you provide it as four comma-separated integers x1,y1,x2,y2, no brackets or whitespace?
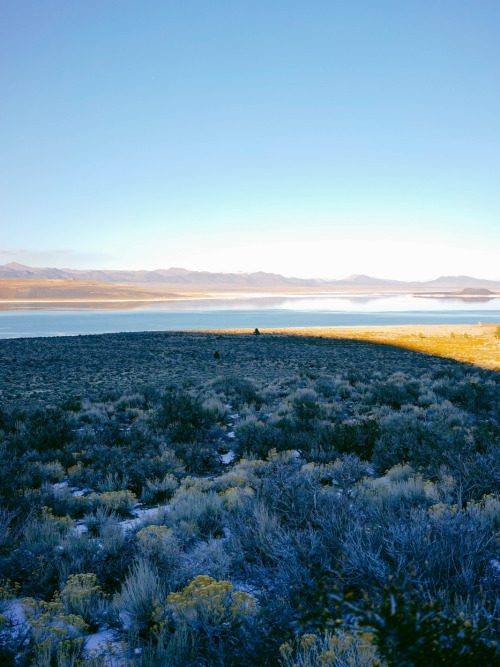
1,1,499,279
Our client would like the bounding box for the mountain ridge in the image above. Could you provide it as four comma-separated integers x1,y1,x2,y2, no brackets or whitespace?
1,262,500,291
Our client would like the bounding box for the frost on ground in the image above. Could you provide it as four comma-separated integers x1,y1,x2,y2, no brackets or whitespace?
119,505,167,533
221,450,235,465
4,598,29,631
84,629,126,665
74,522,89,536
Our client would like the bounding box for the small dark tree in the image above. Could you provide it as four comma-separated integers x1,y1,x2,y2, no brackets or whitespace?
213,350,220,359
253,328,260,335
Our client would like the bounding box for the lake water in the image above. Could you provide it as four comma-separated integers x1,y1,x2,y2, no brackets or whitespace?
1,293,500,338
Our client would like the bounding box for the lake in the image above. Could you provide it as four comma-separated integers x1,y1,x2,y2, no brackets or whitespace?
1,293,500,338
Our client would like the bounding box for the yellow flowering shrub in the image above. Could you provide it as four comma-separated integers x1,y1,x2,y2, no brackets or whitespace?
218,486,254,509
67,462,85,481
180,477,215,492
166,575,256,628
136,526,181,575
137,524,172,541
22,598,89,666
427,493,500,530
279,629,383,666
35,461,65,482
136,524,174,550
467,494,500,530
23,507,74,551
215,474,250,493
151,447,186,475
40,506,75,530
0,578,20,614
428,503,458,519
232,458,267,477
90,490,137,513
61,573,103,625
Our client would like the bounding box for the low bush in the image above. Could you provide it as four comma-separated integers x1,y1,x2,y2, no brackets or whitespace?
60,572,105,629
358,585,500,666
166,489,225,544
116,559,165,634
279,629,381,667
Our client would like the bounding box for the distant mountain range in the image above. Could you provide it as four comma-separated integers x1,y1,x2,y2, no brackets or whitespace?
1,262,500,291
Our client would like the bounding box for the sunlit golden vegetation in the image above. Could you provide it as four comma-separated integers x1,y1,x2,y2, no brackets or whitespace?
202,324,500,371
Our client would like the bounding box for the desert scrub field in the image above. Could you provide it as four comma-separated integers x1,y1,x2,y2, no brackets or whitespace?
0,330,499,665
201,324,500,371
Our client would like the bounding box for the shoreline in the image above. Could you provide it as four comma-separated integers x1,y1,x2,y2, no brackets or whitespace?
0,291,424,303
2,288,500,304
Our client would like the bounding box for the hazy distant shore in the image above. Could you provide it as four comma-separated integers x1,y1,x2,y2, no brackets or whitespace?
2,277,500,305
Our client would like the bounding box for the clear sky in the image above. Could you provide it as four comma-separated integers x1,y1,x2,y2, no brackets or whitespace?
1,1,499,280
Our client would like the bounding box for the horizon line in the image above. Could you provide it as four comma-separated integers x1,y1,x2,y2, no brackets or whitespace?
1,261,500,284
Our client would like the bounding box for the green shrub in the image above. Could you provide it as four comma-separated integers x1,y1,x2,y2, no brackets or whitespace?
359,586,500,666
170,439,220,475
59,395,82,412
326,419,380,460
140,474,179,504
156,390,214,442
292,389,321,428
135,525,182,580
166,489,224,543
12,408,73,454
212,376,262,408
116,559,165,634
23,506,75,551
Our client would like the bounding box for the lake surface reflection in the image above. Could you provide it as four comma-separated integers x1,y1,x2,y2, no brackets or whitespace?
1,293,500,338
